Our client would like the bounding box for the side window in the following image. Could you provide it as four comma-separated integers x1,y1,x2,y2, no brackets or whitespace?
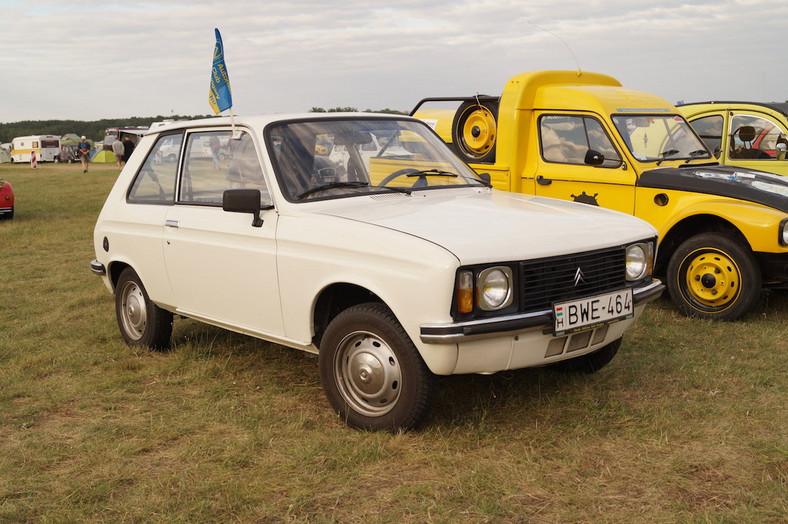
539,115,621,167
127,132,181,204
689,115,723,158
730,114,779,160
180,130,270,206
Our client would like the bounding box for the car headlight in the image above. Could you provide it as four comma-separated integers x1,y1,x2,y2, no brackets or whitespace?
477,266,513,311
780,218,788,246
625,242,653,281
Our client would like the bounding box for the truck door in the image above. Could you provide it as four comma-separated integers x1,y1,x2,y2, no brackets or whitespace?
531,113,637,214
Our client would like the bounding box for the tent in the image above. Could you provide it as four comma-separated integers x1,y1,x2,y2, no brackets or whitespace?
60,133,81,146
91,149,117,163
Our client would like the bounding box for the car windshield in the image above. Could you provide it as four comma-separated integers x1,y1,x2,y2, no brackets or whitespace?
267,117,488,201
612,114,712,163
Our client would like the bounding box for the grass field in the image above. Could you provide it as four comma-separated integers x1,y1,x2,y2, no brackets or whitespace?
1,162,786,522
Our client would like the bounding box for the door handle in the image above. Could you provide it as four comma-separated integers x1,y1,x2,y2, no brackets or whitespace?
165,219,179,228
536,175,552,186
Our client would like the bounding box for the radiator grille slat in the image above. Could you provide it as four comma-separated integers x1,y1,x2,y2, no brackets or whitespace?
520,247,625,311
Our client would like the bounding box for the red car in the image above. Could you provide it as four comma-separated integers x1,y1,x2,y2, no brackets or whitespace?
0,178,14,219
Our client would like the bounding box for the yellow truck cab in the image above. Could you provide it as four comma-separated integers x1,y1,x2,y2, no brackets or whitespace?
413,70,788,321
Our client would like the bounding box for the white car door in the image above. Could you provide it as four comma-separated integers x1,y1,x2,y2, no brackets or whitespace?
162,129,284,338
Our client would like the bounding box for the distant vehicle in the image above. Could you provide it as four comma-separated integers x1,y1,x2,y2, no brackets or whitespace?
0,178,14,219
56,144,80,163
103,127,148,151
678,102,788,177
11,135,60,163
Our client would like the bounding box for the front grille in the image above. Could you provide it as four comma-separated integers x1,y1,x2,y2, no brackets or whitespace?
520,246,625,312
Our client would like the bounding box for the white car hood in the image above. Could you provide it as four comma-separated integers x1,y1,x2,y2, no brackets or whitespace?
313,189,655,264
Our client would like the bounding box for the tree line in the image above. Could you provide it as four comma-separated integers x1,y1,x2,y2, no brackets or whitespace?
0,115,212,144
0,108,406,144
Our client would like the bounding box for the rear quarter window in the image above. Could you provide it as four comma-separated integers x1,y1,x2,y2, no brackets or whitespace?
127,132,182,204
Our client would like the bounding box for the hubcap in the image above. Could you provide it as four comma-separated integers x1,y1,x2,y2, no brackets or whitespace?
120,282,147,340
334,331,401,417
683,249,740,308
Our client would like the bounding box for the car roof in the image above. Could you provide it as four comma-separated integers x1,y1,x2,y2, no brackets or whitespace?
145,112,416,135
678,101,788,117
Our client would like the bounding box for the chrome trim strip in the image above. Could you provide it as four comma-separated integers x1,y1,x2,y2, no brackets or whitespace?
419,279,664,344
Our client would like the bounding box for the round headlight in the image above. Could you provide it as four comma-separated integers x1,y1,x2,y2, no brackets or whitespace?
477,267,513,310
625,244,648,281
780,218,788,246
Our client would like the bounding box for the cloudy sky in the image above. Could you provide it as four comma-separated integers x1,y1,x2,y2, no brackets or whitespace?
2,0,786,123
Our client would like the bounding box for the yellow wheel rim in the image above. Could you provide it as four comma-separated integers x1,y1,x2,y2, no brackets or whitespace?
683,248,741,308
460,107,497,155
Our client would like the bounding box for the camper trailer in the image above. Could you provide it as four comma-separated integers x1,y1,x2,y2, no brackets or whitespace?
11,135,61,163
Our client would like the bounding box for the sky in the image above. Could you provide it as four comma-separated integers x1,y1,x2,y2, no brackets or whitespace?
1,0,786,123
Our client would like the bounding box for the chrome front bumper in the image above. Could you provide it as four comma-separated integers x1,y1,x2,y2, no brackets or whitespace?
420,279,664,344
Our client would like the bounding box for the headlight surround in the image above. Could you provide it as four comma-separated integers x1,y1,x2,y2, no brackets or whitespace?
477,266,513,311
625,242,653,281
780,218,788,246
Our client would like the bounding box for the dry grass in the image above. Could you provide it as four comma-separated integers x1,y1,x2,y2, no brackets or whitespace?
0,162,786,522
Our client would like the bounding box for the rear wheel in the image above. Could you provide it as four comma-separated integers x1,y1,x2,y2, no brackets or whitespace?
666,233,761,320
451,100,499,163
115,267,173,350
319,303,436,431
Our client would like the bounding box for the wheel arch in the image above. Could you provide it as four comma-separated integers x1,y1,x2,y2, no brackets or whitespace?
312,283,384,348
107,260,133,293
657,214,751,274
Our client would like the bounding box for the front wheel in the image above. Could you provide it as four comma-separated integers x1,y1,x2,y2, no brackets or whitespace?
319,303,436,431
115,267,173,350
666,233,761,320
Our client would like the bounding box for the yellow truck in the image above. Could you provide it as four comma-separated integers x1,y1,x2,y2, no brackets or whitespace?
412,70,788,320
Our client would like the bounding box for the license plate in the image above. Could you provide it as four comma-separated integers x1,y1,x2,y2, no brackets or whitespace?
553,288,633,336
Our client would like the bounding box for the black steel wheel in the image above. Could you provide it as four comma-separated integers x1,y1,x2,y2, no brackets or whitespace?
451,100,499,163
319,303,436,431
115,267,173,350
666,233,761,320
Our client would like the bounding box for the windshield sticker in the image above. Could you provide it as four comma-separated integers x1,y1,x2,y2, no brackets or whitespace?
420,118,438,130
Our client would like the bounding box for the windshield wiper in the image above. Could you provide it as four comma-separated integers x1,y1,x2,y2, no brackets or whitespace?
685,149,710,163
656,149,680,166
405,169,459,178
297,181,369,199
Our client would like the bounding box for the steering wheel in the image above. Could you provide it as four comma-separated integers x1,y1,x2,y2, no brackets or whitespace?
378,168,427,188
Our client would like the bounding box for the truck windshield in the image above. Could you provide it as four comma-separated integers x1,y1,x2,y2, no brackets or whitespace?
612,114,712,163
268,118,488,201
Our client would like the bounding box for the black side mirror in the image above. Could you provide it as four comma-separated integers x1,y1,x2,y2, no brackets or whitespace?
584,149,605,166
223,189,263,227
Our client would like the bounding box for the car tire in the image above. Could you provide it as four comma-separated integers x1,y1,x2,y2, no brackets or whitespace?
551,338,621,374
115,267,173,350
666,233,761,321
319,302,436,431
451,100,499,163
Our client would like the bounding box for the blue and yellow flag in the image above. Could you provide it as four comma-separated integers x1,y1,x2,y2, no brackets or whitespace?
209,28,232,114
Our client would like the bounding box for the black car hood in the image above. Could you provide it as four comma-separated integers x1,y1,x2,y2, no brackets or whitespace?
638,165,788,213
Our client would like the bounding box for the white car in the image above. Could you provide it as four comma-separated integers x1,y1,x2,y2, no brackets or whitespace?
91,113,663,431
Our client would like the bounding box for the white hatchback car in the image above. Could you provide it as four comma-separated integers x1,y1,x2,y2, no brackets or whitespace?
91,113,663,430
